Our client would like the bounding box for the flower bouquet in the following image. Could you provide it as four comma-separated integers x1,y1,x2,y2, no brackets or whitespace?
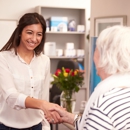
51,67,84,112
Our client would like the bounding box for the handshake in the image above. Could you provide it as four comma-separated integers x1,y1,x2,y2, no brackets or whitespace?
44,101,79,126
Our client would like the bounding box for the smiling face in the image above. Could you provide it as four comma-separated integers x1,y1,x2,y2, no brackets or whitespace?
19,24,43,52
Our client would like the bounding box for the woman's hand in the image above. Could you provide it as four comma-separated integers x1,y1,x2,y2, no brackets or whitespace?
25,97,64,123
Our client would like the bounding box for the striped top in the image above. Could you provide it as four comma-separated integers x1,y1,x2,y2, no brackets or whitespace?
76,87,130,130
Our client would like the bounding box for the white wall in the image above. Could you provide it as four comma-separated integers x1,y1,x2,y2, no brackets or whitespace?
0,0,89,19
90,0,130,36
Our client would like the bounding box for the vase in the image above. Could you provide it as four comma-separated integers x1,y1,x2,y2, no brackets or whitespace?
60,90,76,113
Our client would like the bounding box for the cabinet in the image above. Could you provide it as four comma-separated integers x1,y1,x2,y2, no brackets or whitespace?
35,6,89,111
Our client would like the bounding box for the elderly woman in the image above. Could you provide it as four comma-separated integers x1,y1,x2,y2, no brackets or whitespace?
49,25,130,130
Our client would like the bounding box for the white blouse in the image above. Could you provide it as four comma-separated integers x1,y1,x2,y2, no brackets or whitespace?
0,49,50,129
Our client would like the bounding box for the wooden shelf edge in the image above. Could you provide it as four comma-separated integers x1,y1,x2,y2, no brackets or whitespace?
49,56,84,59
36,5,86,10
46,31,86,34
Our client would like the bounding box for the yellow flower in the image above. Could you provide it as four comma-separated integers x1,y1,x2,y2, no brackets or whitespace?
64,72,68,77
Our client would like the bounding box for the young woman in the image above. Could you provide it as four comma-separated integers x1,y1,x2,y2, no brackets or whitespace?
0,12,63,130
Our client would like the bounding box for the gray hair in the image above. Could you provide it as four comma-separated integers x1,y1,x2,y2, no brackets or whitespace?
96,25,130,75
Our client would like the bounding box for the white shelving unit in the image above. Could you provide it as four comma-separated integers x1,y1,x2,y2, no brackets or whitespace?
35,6,89,111
46,31,86,34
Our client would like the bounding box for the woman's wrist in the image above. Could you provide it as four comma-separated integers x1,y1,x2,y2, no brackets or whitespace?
65,112,75,125
65,113,81,126
25,96,43,109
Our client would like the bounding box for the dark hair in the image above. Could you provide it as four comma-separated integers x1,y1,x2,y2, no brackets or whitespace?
0,12,46,55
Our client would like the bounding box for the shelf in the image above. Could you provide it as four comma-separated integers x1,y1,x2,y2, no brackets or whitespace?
46,31,86,34
49,56,84,59
35,6,88,102
39,6,86,10
35,6,89,107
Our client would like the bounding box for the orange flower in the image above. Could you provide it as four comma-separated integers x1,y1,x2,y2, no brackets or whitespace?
74,70,78,75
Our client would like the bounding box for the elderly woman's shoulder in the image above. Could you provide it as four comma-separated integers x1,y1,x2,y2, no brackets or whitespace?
94,87,130,110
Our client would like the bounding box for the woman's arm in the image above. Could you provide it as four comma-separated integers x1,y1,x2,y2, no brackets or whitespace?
25,96,63,123
0,54,63,123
